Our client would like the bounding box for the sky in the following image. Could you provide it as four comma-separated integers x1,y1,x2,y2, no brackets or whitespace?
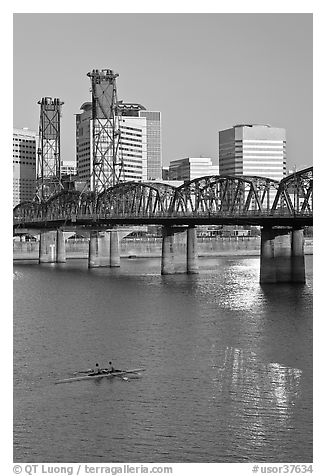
13,13,312,170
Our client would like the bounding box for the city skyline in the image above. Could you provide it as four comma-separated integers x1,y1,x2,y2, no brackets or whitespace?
13,13,312,171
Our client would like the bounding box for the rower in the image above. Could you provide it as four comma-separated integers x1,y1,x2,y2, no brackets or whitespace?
107,361,114,373
92,363,101,375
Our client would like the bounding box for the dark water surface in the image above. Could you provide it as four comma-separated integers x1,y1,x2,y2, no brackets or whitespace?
13,256,313,463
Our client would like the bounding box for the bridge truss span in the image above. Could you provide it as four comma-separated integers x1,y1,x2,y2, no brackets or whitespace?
173,175,280,216
44,190,85,222
13,168,313,228
13,200,42,223
271,166,313,215
96,181,179,218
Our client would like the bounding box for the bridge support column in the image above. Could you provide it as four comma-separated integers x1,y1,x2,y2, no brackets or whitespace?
56,230,66,263
110,230,120,267
88,231,111,268
260,227,306,284
274,231,292,282
39,231,57,263
291,228,305,283
260,227,277,283
161,226,175,275
187,225,199,274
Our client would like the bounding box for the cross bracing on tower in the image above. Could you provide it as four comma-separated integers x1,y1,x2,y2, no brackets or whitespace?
36,97,64,201
87,69,125,193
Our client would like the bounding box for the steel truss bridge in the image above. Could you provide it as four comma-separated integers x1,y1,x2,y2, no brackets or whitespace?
13,167,313,230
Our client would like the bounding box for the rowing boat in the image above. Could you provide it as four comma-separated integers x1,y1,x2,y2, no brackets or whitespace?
55,368,145,384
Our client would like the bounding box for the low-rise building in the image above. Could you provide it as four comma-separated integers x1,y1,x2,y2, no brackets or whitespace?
61,160,77,176
168,157,219,181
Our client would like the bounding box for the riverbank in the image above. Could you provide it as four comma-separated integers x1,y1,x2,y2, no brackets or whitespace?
13,236,313,260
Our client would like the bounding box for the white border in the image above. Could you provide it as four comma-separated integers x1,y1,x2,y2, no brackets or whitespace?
4,2,323,474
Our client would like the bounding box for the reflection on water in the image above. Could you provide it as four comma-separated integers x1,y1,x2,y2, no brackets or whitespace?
211,346,305,454
13,256,312,463
215,346,302,418
13,270,23,280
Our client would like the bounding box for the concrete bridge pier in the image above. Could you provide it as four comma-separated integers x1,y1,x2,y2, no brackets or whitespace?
260,227,306,284
260,227,277,283
187,225,199,274
88,231,111,268
291,228,305,283
39,230,57,263
56,229,66,263
110,230,120,267
274,231,293,282
161,226,175,275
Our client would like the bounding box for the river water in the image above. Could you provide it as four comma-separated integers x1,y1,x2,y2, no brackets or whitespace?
13,256,313,463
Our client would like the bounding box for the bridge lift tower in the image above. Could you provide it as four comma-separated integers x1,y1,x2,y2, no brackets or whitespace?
36,97,64,201
87,69,124,193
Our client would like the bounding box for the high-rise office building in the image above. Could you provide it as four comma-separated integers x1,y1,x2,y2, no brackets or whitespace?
139,110,162,180
13,128,37,207
119,103,162,181
120,114,147,181
219,124,286,181
169,157,219,181
76,102,152,188
75,102,92,186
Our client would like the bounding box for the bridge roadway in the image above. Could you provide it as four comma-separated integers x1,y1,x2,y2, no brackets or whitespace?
13,168,313,283
13,212,312,230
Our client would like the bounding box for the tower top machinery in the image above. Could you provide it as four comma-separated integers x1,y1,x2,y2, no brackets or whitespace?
36,97,64,201
87,69,124,193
